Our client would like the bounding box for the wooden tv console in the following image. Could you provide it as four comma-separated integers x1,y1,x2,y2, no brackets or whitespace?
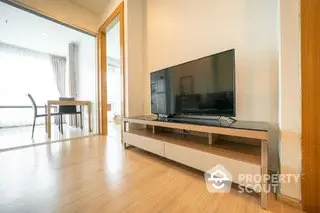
123,116,269,209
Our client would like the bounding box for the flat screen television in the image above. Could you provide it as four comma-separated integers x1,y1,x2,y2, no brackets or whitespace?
150,49,235,117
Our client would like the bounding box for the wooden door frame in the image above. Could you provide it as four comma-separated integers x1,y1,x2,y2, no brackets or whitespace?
98,2,125,136
301,0,320,212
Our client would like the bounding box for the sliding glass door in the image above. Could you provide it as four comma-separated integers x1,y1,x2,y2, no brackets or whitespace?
0,43,59,127
106,17,122,138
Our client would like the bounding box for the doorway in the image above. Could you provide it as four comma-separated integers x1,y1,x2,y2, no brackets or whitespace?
106,18,122,139
98,2,125,140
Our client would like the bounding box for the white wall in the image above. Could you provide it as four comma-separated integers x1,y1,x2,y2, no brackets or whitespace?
125,0,146,117
279,0,301,200
146,0,279,124
145,0,280,175
100,0,280,125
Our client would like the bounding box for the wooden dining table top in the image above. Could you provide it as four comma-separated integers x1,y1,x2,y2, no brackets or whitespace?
47,100,91,105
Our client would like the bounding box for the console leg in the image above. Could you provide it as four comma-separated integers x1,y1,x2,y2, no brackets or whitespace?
123,121,127,149
123,121,127,132
261,139,268,209
208,133,219,145
152,126,155,134
124,142,129,149
209,133,212,145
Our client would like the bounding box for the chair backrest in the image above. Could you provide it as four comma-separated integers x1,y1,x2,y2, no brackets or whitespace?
59,97,77,114
27,93,37,116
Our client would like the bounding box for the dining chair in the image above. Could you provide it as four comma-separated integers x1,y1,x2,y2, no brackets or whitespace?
27,94,62,138
58,97,83,134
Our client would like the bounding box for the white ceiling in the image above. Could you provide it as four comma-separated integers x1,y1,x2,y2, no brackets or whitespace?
69,0,109,15
0,1,95,57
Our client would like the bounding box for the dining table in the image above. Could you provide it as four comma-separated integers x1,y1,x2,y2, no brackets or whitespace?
46,100,92,138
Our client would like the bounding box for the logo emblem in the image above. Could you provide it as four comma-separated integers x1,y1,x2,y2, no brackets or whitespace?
204,165,232,193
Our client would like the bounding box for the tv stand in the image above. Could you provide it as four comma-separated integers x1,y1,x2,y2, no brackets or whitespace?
123,115,269,209
159,116,237,127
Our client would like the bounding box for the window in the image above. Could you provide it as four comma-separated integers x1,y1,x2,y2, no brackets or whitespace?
0,43,59,127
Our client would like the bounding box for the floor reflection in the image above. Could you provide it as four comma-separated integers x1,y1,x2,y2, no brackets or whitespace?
0,125,96,151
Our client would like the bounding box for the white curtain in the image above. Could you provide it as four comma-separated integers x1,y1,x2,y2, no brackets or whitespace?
68,43,79,126
0,42,60,127
50,55,66,96
68,43,78,98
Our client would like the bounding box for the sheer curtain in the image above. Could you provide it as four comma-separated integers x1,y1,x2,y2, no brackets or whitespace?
68,43,78,98
0,43,60,127
50,55,66,96
68,43,79,126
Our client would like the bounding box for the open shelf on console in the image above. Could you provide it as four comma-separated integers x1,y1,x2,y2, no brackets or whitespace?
127,129,261,165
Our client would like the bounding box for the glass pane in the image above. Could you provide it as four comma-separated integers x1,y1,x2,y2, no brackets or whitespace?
106,17,122,138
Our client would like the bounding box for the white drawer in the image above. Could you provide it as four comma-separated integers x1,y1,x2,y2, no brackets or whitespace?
124,132,165,157
164,142,261,186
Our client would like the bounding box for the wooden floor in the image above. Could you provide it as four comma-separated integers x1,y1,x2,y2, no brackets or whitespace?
0,124,95,151
0,135,303,213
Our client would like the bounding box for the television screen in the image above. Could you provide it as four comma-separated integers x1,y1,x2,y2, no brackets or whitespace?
151,49,235,117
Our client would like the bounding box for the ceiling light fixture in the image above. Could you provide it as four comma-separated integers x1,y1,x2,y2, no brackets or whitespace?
41,32,48,38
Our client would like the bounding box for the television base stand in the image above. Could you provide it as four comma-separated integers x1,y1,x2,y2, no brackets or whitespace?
123,115,270,210
156,116,237,127
218,116,237,125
